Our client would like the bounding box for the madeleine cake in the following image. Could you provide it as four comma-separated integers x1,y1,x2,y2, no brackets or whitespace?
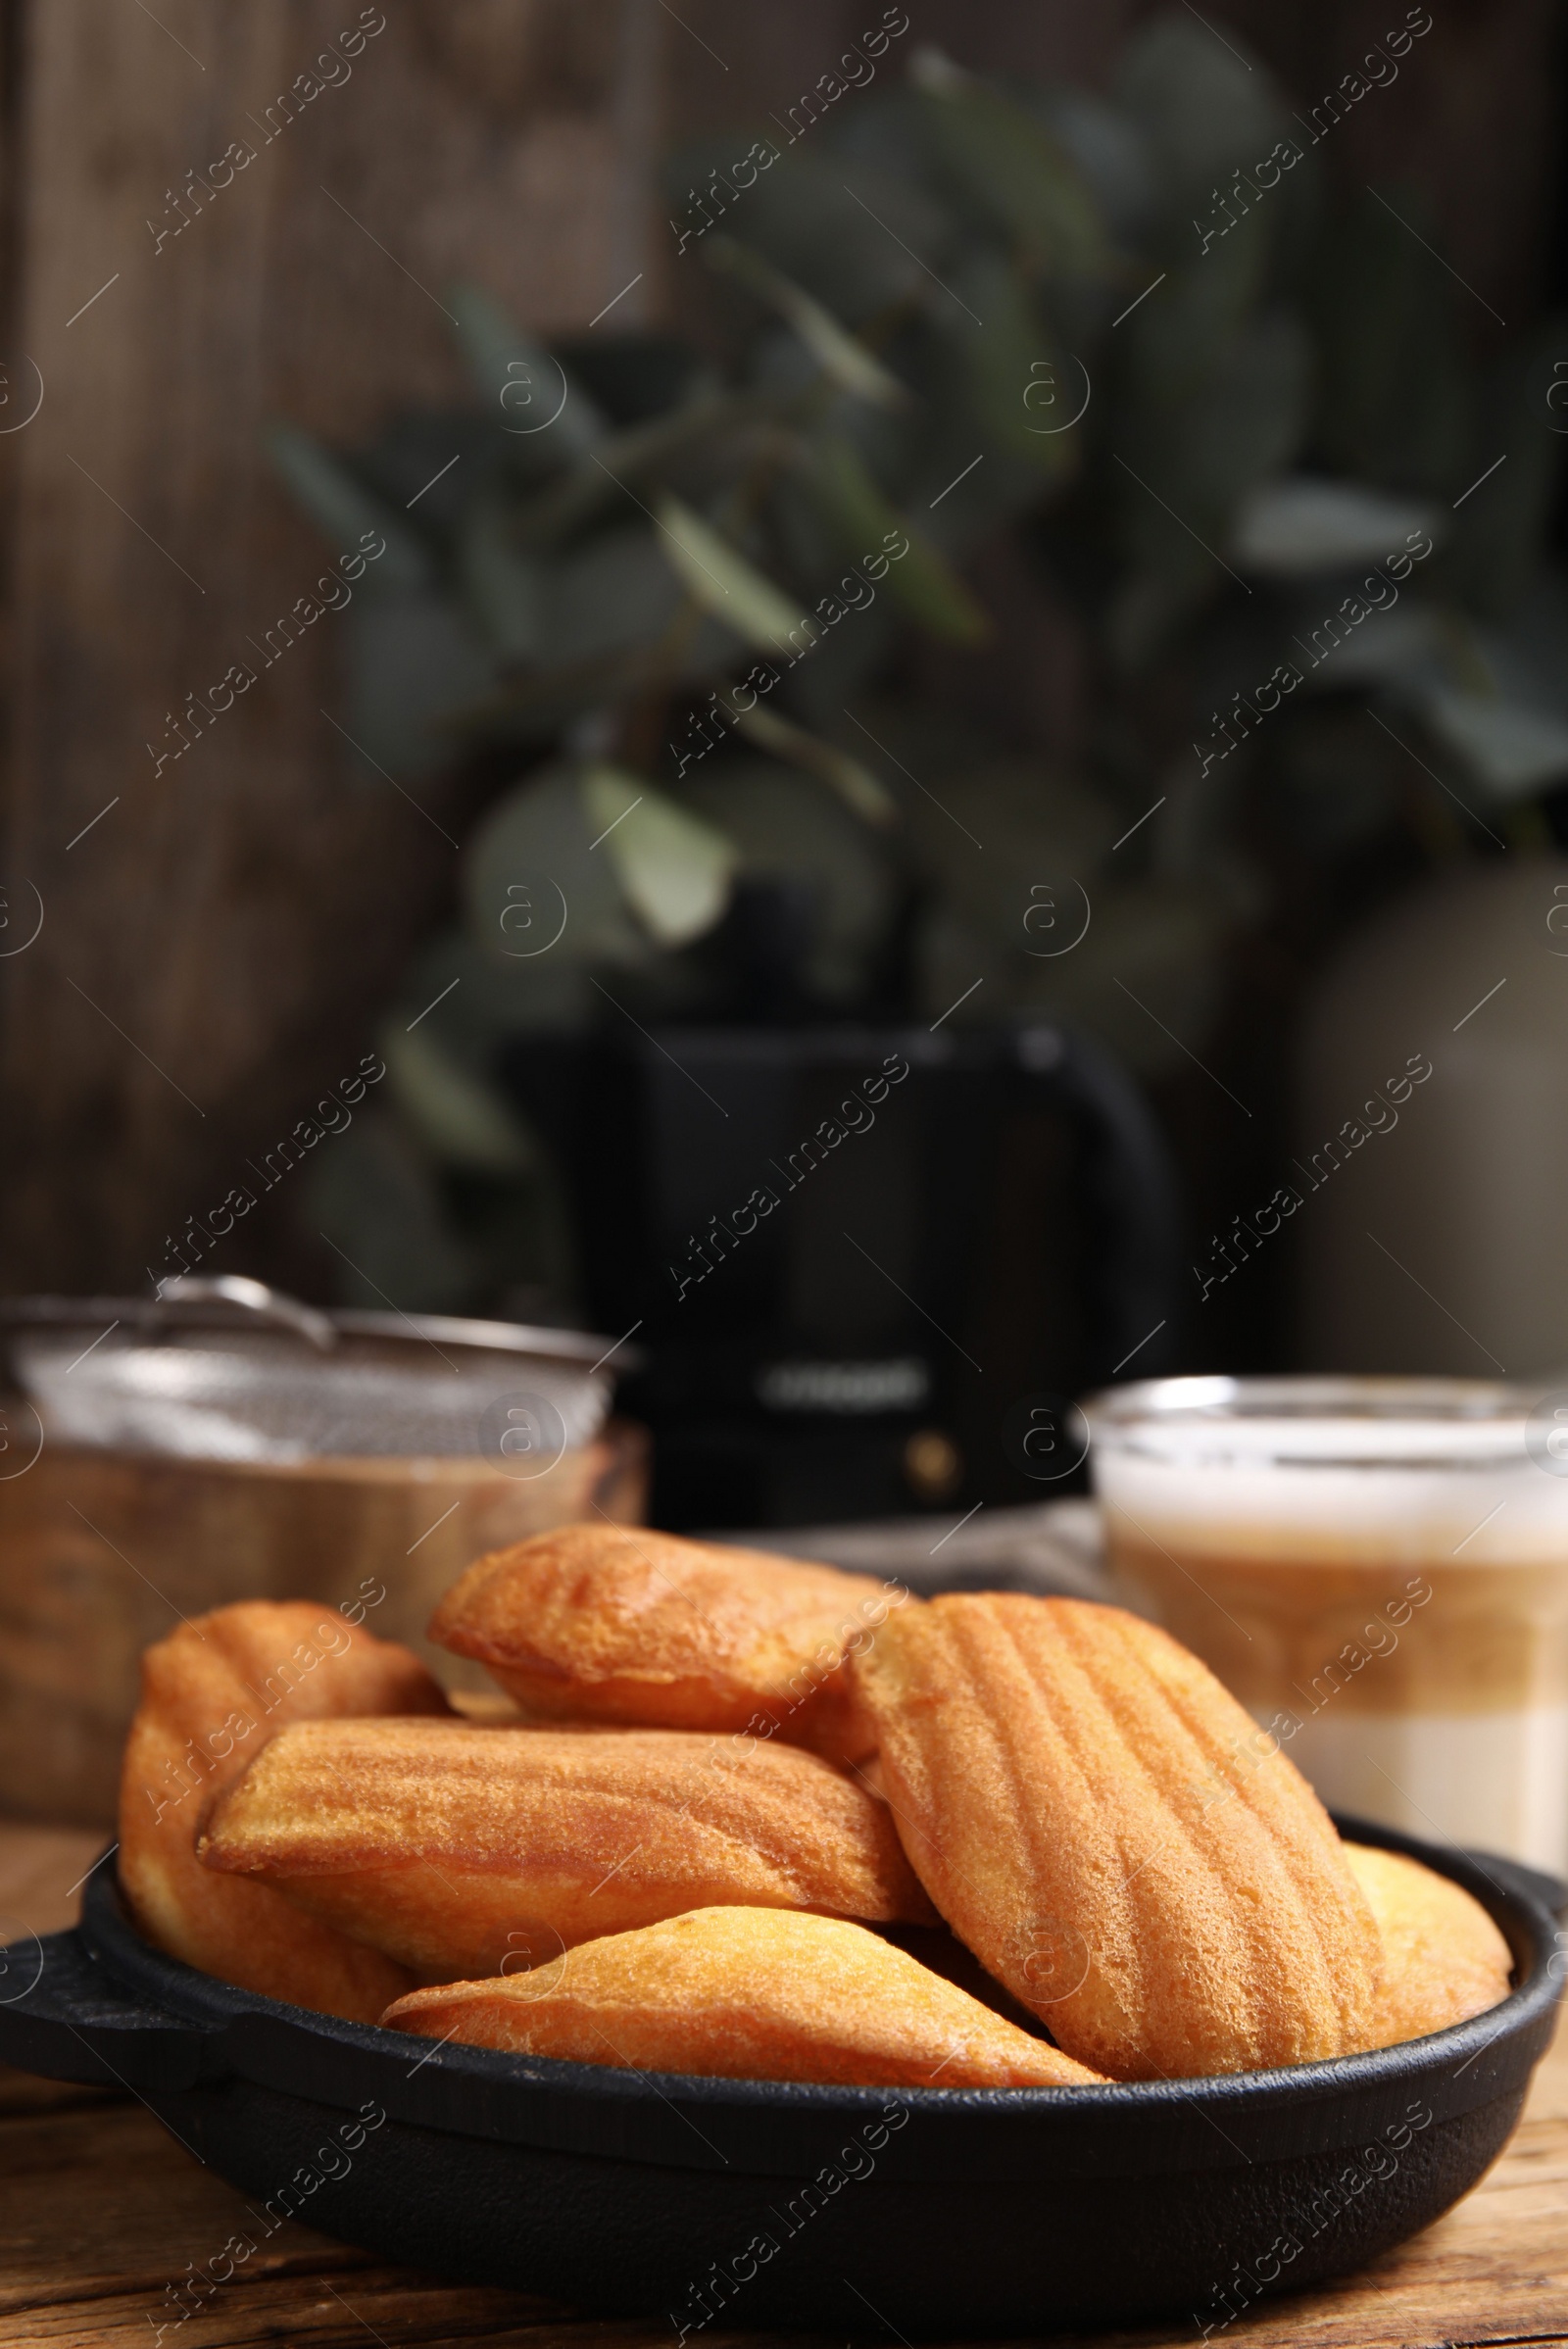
1347,1842,1513,2049
383,1906,1105,2086
119,1602,451,2023
427,1522,903,1762
852,1592,1382,2080
198,1717,934,1980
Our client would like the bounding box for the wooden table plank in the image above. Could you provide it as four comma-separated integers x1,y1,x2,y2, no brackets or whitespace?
0,2049,1561,2347
3,1826,1566,2345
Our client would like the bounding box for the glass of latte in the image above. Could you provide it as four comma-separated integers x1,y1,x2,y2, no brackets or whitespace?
1085,1378,1568,1876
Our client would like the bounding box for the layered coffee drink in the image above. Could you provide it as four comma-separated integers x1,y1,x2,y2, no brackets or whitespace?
1085,1379,1568,1875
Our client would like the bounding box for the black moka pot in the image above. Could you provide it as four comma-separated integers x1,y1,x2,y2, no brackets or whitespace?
505,1015,1181,1530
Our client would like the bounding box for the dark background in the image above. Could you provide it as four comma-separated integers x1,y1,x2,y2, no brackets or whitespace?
0,0,1558,1376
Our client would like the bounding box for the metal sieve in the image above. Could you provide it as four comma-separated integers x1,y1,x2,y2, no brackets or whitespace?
0,1276,633,1469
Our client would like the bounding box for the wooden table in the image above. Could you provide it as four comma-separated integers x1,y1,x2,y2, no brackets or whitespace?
3,1823,1566,2349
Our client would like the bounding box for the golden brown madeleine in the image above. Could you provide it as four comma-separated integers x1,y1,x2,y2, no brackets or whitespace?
119,1602,451,2022
852,1593,1382,2080
1346,1843,1512,2049
198,1718,934,1981
382,1907,1105,2086
427,1523,904,1762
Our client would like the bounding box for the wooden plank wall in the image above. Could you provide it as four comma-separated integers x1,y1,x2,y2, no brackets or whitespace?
0,0,1556,1297
0,0,664,1295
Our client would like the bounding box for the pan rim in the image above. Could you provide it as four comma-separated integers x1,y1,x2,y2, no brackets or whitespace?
76,1811,1560,2163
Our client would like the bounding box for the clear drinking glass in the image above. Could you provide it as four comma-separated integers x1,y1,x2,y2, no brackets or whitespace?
1084,1376,1568,1874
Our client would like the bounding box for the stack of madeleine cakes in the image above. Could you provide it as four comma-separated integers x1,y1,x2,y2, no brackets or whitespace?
117,1522,1514,2085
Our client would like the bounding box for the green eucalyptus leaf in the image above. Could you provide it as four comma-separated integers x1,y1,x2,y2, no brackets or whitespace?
1418,685,1568,800
513,390,783,549
580,763,738,946
655,494,811,653
1115,309,1312,608
351,414,491,533
936,251,1079,480
703,150,958,326
448,279,608,464
382,1022,537,1174
1115,17,1284,214
268,424,427,591
342,592,500,777
465,762,649,968
1231,477,1442,577
680,757,896,999
1025,85,1159,243
1283,591,1442,688
803,434,989,642
723,699,896,825
457,499,543,661
450,278,541,402
706,235,907,409
909,58,1113,277
543,528,689,666
1121,229,1276,398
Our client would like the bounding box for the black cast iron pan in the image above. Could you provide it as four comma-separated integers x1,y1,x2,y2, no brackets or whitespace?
0,1818,1560,2337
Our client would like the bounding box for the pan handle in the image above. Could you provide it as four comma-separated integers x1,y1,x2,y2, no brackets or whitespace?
0,1929,218,2090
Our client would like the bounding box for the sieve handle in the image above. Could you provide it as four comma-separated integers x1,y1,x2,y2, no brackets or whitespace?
153,1275,339,1352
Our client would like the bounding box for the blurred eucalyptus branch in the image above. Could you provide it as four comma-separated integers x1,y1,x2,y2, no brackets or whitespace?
276,16,1567,1315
